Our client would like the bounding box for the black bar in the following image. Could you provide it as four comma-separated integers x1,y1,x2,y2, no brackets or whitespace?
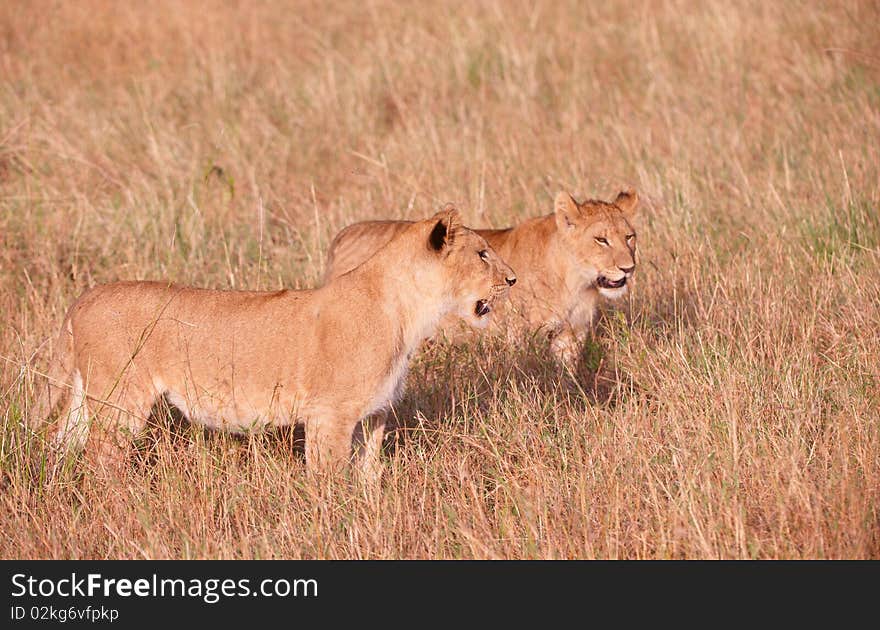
2,561,877,625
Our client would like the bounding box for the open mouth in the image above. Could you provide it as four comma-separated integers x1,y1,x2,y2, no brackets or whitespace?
475,299,491,317
597,276,627,290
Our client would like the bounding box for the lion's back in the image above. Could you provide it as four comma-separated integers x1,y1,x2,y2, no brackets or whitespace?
323,220,414,283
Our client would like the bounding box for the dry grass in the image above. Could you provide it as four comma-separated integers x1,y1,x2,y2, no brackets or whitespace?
1,0,878,559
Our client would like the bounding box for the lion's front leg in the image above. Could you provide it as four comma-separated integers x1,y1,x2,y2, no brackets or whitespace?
550,288,599,366
549,326,586,368
305,414,358,474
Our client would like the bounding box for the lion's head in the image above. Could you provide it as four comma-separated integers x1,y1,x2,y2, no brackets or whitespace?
554,190,639,299
424,206,517,328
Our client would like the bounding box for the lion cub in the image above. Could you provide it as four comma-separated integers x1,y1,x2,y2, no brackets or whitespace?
35,207,516,475
325,190,639,365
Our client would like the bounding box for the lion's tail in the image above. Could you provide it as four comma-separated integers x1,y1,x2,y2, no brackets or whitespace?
29,316,75,429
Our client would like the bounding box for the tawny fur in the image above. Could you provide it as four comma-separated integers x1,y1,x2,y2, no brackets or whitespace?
34,208,515,477
324,190,639,364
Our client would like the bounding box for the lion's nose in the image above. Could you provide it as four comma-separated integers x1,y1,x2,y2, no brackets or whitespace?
506,275,517,287
619,265,635,275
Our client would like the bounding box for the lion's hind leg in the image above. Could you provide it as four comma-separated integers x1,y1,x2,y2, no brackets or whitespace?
55,373,157,479
353,410,389,487
52,369,90,454
88,390,157,478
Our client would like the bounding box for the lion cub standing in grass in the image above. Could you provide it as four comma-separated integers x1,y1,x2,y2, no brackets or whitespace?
34,207,516,476
325,190,639,364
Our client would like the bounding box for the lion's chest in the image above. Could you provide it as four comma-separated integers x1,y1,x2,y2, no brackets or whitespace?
366,352,411,416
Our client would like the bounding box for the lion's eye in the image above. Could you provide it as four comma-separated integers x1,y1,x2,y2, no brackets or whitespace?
595,237,609,246
479,250,489,261
626,234,635,242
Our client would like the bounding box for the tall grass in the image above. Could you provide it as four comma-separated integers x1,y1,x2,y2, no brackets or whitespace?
1,0,878,558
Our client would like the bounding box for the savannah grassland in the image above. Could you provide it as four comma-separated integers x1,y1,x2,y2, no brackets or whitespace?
0,0,878,559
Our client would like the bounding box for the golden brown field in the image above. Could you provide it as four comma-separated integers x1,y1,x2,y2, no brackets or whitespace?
1,0,878,559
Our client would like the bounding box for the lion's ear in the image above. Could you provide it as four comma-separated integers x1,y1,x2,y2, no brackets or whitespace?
614,189,639,216
554,192,579,231
428,203,463,252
